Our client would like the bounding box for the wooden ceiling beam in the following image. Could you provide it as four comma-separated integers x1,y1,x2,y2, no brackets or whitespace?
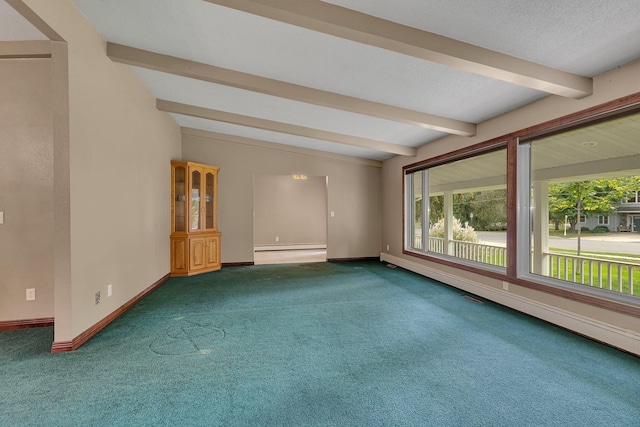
107,43,475,137
204,0,593,99
6,0,63,41
157,99,417,156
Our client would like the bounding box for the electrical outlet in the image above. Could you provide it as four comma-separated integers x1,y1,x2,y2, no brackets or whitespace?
275,236,279,242
26,288,35,301
502,281,509,291
330,211,335,217
386,244,390,251
95,291,101,305
107,284,112,297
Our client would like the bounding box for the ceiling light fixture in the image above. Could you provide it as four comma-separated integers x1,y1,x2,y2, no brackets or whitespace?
292,174,307,180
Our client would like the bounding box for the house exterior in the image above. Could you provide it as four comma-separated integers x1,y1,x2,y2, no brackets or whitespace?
616,191,640,232
577,191,640,232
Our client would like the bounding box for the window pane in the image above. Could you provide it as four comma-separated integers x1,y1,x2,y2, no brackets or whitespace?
191,170,201,230
529,111,640,298
174,166,186,232
417,148,507,268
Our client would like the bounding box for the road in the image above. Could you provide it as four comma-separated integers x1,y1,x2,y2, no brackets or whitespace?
476,231,640,255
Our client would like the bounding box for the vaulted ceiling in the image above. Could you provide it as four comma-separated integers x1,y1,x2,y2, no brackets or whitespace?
3,0,640,161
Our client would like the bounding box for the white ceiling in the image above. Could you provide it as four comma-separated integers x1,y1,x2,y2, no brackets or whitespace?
3,0,640,161
0,0,45,40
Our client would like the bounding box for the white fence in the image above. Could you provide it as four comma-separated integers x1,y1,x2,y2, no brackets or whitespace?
415,237,638,295
426,237,507,267
420,237,640,295
545,252,637,295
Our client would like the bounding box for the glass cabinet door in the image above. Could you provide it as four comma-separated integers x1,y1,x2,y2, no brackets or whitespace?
205,171,215,230
174,165,186,232
190,169,202,231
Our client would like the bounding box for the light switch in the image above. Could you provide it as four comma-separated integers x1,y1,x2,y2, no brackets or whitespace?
0,212,3,224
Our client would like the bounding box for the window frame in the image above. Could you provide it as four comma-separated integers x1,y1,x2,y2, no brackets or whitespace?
404,143,508,273
402,92,640,319
404,170,428,252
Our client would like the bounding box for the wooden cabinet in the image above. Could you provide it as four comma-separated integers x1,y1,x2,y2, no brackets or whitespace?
170,161,221,276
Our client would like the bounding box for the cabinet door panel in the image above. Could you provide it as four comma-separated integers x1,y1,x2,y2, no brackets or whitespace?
205,235,220,268
171,238,188,273
190,237,206,271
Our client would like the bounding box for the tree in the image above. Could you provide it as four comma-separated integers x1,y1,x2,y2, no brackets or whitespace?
414,198,423,225
429,195,443,225
457,190,507,231
548,177,640,255
429,190,507,231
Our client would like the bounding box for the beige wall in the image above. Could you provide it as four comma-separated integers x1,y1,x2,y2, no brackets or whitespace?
0,56,54,322
11,0,637,351
22,0,182,341
182,132,382,262
382,61,640,340
254,175,327,246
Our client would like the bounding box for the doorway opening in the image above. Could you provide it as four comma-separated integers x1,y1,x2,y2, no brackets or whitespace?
253,174,328,265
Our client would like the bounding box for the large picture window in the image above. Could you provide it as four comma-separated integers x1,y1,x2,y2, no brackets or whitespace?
404,97,640,314
405,147,507,271
520,111,640,299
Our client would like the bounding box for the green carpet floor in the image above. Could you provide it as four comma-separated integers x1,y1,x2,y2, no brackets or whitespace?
1,261,639,426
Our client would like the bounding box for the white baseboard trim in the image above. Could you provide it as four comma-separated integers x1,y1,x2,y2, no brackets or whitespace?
380,253,640,356
254,244,327,252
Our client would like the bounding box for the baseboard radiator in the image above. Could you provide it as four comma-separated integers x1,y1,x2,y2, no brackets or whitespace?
254,243,327,252
380,253,640,356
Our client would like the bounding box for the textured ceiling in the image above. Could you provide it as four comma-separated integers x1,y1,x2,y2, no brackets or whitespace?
3,0,640,161
324,0,640,76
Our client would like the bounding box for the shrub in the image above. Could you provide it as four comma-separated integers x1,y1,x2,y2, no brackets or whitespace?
429,217,478,242
580,226,590,232
592,225,608,233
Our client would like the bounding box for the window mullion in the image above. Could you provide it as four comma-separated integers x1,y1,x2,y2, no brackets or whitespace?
516,141,532,278
422,170,429,252
405,173,413,251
